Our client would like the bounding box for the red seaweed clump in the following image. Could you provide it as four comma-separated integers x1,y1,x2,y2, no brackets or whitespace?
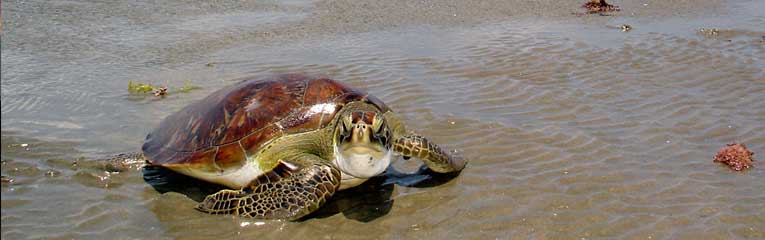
582,0,621,14
713,143,754,171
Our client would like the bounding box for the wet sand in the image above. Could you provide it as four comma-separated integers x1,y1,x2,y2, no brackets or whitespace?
2,0,764,239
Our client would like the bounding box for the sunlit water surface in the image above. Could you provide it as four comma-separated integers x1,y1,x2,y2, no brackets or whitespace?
2,0,764,239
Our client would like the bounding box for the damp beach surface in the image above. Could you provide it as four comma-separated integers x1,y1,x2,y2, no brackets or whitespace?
2,0,764,239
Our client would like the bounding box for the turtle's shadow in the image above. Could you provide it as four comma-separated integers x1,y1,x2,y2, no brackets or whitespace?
142,164,461,222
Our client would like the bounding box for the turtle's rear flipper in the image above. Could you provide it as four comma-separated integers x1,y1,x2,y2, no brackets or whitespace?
393,135,467,173
196,155,341,220
83,152,146,172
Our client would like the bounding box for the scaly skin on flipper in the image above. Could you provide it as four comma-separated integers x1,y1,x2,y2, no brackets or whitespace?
196,154,341,220
383,111,467,173
393,135,466,173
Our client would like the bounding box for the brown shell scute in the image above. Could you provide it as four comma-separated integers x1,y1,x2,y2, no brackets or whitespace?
240,124,282,157
280,78,361,134
143,74,307,164
303,78,354,106
215,142,247,171
143,74,387,167
218,78,306,144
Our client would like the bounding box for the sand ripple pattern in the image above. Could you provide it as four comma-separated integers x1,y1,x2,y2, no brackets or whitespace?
2,20,764,240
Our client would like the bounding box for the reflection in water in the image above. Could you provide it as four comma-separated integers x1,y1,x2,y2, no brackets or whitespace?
142,166,223,202
142,164,462,222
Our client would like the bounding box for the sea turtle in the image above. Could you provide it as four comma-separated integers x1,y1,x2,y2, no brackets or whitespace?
138,74,466,220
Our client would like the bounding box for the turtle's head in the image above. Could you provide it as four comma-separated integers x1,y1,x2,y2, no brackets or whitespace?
333,111,393,179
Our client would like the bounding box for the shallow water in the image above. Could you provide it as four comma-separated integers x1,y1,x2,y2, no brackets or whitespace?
2,0,764,239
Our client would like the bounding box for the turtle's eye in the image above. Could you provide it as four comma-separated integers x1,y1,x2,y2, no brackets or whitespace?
372,118,391,148
339,114,353,141
376,127,391,148
371,115,384,134
342,114,353,131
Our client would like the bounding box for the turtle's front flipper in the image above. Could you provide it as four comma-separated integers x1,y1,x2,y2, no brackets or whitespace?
393,135,467,173
196,154,341,220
